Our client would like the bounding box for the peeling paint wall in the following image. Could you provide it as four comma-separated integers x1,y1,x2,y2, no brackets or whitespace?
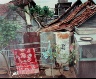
54,32,70,65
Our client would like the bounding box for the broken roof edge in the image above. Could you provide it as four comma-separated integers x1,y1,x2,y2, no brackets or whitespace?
59,5,96,32
46,0,82,27
88,0,96,4
38,0,96,33
58,0,96,26
46,0,95,27
0,3,12,17
74,6,96,28
9,0,36,9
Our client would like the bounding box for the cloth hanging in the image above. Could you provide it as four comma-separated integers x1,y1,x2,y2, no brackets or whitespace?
12,48,39,75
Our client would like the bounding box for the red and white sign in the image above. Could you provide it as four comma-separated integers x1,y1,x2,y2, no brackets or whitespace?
12,48,39,74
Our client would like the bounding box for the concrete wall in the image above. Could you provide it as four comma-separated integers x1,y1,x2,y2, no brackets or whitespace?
54,32,70,65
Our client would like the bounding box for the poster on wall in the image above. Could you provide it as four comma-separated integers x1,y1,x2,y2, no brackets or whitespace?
40,32,56,66
54,32,70,65
12,48,39,75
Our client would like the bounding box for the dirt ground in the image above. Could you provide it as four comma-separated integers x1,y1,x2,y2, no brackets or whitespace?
0,67,76,78
63,67,76,78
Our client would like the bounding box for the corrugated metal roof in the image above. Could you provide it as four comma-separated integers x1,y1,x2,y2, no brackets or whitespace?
10,0,36,7
47,0,82,26
0,3,9,16
0,3,26,21
39,0,96,32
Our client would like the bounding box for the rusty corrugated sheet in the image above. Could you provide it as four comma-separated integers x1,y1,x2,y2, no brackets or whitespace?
60,5,96,31
39,0,96,32
23,32,40,63
0,3,9,16
10,0,35,6
60,0,91,24
47,0,82,26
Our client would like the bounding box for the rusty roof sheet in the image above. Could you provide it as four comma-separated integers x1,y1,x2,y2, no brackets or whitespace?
0,3,9,16
0,3,26,21
47,0,82,27
39,0,96,32
59,0,92,24
10,0,36,7
59,5,96,31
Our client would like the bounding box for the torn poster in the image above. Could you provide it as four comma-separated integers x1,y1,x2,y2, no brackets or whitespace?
54,32,70,65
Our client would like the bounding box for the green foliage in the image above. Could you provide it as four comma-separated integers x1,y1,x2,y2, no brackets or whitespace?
42,6,50,16
30,5,54,18
49,10,54,17
47,43,78,66
30,5,41,16
0,17,21,48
